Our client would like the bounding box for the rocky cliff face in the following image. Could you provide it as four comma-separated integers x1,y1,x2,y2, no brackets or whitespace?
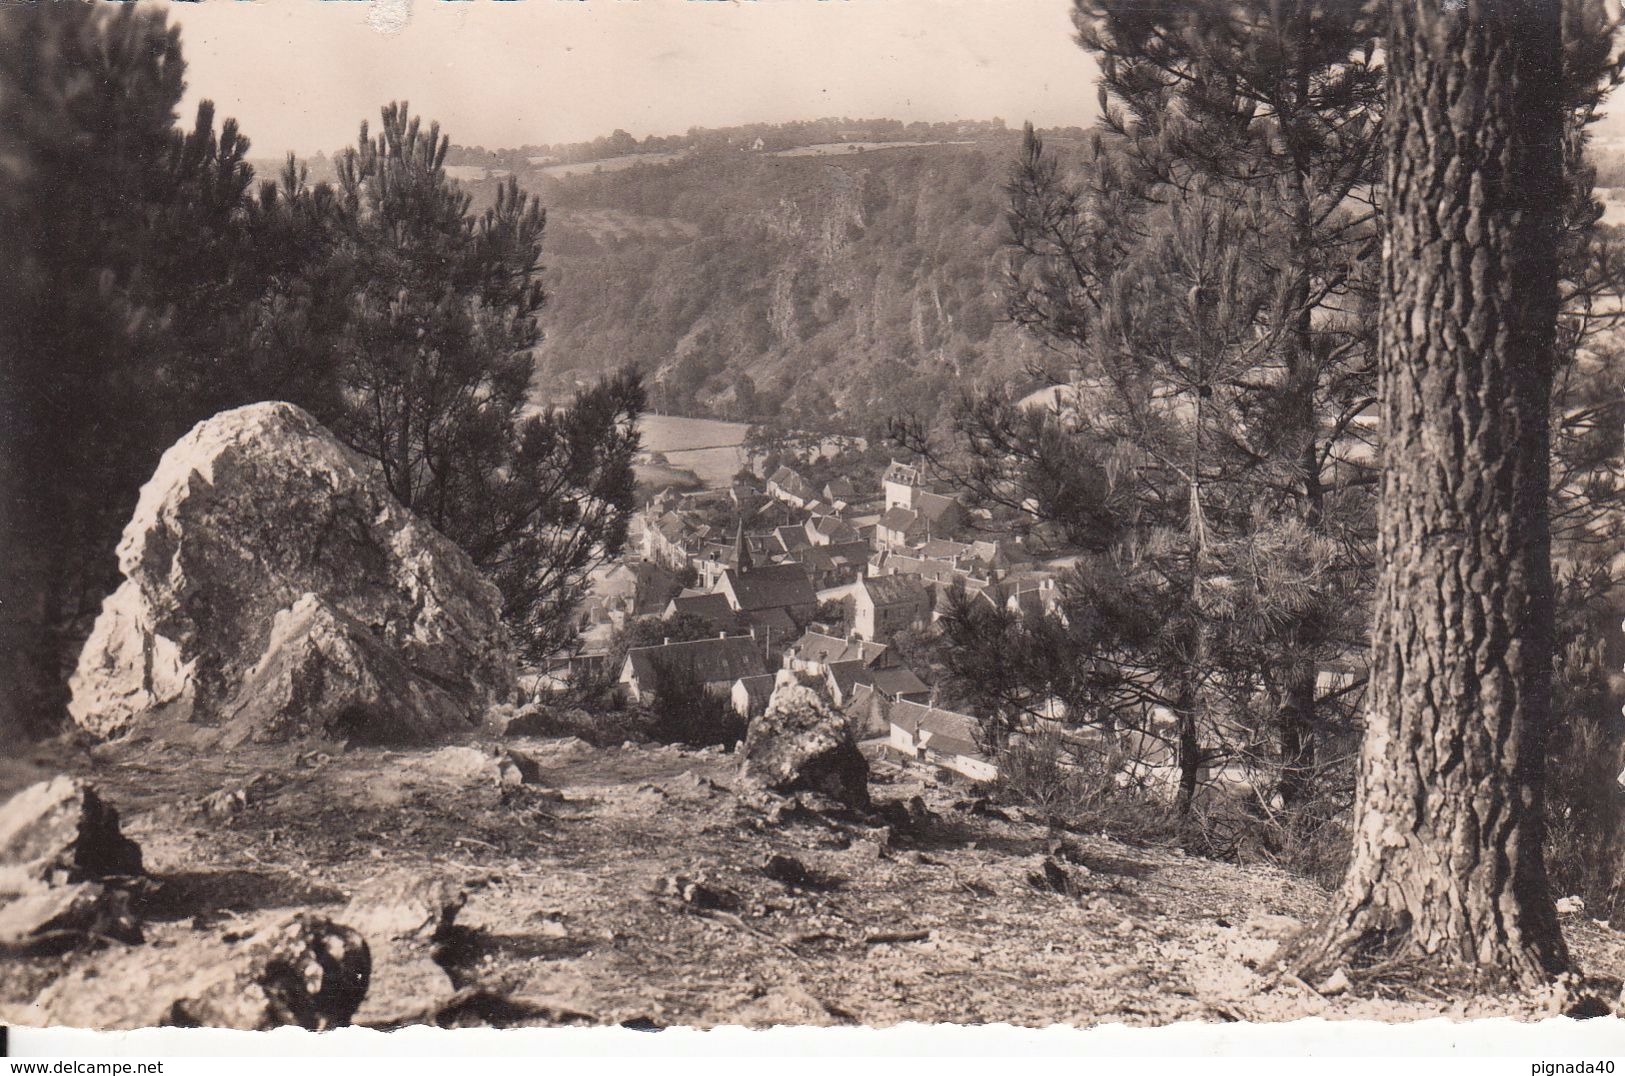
68,402,515,744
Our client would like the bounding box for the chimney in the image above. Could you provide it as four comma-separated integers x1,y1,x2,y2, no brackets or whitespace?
719,631,728,639
663,637,670,646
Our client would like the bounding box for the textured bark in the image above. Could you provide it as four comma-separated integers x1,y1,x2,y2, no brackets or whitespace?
1293,0,1569,984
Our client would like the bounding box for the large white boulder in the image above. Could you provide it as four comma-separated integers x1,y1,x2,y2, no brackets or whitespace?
69,402,515,743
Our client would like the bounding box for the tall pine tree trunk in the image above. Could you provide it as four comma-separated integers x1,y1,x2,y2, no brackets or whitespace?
1291,0,1569,985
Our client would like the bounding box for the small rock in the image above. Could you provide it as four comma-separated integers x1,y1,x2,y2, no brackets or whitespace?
496,748,542,787
763,853,813,888
850,838,889,862
488,702,553,738
1241,913,1305,940
0,777,144,886
1317,968,1351,997
1027,856,1088,897
1556,895,1586,916
661,875,740,912
418,745,539,788
165,914,371,1030
664,771,727,799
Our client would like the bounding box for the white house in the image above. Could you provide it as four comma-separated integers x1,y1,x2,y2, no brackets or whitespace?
888,700,997,782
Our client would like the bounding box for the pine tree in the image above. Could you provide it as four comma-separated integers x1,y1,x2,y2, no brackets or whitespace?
0,4,267,738
1065,0,1385,807
1288,0,1572,986
298,103,645,661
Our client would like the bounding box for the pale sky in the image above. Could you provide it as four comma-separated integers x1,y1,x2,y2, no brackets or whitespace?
156,0,1103,158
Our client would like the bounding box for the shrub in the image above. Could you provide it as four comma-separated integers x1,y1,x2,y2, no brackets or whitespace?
992,731,1178,845
645,657,747,750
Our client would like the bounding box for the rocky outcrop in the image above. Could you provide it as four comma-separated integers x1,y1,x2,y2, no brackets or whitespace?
68,402,515,744
738,682,870,810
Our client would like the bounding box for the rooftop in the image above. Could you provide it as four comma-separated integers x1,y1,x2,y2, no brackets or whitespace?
792,629,889,667
665,592,743,632
624,634,769,687
890,699,985,759
722,562,817,612
861,573,931,608
878,507,922,533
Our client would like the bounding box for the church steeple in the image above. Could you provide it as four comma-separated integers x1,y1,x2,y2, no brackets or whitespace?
733,517,753,574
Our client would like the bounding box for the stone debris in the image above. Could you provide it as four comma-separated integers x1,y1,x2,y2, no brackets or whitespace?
415,745,542,789
1316,968,1351,997
342,875,466,943
1026,855,1090,898
68,401,515,744
763,853,814,888
660,873,741,912
197,774,278,821
0,779,145,954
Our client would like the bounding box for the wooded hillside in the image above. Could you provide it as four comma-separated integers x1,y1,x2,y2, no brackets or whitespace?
457,130,1069,433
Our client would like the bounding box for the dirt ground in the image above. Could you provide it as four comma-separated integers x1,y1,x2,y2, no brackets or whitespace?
2,730,1622,1029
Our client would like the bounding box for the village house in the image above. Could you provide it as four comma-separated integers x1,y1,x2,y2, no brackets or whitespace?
853,573,931,642
931,575,1002,621
752,497,796,529
782,545,840,590
805,513,861,547
693,531,777,590
766,465,819,508
714,543,815,616
1005,575,1063,621
883,459,926,510
838,664,931,707
784,628,892,678
619,634,769,703
708,532,816,654
821,477,856,510
730,673,777,719
872,550,962,586
888,700,997,782
534,648,610,694
663,591,744,634
915,490,964,535
918,537,974,563
875,506,928,550
641,511,688,569
786,539,869,588
968,537,1033,575
595,558,679,619
774,523,812,554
